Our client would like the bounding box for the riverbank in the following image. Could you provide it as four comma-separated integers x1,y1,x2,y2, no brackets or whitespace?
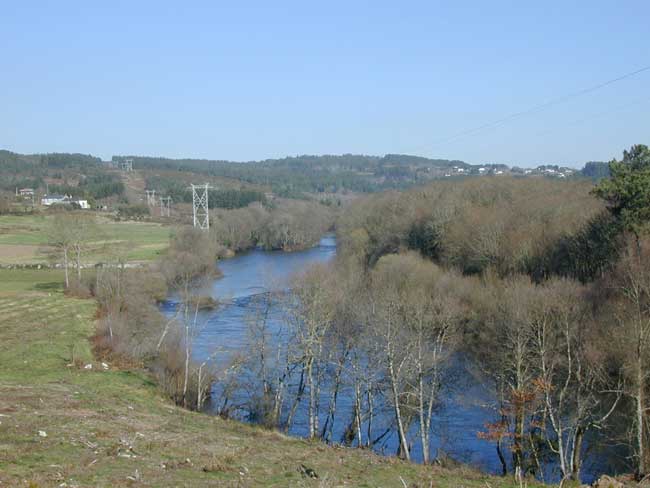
0,267,540,487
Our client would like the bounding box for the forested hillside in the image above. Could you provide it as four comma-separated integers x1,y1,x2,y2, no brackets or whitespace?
113,153,474,195
0,151,124,203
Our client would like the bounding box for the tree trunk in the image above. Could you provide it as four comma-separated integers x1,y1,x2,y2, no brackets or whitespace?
388,356,410,461
513,396,525,482
354,380,363,446
286,364,305,433
637,360,646,478
306,355,316,439
63,247,69,288
197,364,204,411
496,437,507,476
570,426,584,481
366,384,373,448
418,369,429,464
322,355,345,442
183,319,190,407
76,245,82,281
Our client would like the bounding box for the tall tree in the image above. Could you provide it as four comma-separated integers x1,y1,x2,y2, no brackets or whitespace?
593,144,650,247
289,264,337,439
532,279,620,482
608,249,650,479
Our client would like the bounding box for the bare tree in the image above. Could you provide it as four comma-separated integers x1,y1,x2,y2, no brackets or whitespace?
46,214,74,287
68,213,99,281
368,253,442,461
288,264,337,439
533,279,621,482
477,276,543,482
406,275,461,464
607,250,650,478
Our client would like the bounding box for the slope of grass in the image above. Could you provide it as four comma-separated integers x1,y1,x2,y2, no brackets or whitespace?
0,269,542,487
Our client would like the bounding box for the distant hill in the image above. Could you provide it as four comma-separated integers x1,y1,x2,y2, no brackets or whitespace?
1,147,614,200
0,150,102,192
111,153,475,196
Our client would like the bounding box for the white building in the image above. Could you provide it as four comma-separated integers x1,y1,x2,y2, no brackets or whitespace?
40,194,89,209
41,194,67,206
70,198,90,209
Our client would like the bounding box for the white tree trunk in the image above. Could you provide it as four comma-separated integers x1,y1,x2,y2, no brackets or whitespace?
63,247,69,288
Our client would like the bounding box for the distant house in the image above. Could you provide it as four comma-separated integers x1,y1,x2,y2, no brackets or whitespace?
69,198,90,209
40,195,89,209
41,194,67,206
18,188,34,197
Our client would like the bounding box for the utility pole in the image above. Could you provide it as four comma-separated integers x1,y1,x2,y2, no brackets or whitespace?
145,190,156,207
159,196,172,217
191,183,211,230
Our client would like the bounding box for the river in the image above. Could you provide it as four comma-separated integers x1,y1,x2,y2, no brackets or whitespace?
160,235,614,483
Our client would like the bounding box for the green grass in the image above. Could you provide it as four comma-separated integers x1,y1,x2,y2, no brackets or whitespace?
0,269,64,293
0,213,170,264
0,269,544,487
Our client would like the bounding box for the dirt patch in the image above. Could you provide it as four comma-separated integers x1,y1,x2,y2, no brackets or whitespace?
0,244,41,263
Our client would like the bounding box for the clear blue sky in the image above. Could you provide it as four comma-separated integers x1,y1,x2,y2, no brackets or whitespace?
2,1,649,167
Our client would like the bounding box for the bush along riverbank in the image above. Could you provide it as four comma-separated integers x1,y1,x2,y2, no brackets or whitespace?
87,226,223,411
210,199,335,253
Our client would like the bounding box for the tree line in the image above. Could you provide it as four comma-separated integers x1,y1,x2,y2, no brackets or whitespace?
144,175,266,209
210,199,334,252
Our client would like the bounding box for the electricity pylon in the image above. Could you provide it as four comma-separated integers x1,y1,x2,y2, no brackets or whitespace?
145,190,156,207
121,158,133,172
191,184,211,230
160,196,172,217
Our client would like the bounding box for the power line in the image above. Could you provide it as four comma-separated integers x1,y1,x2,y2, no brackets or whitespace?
415,64,650,152
532,96,650,138
452,97,650,165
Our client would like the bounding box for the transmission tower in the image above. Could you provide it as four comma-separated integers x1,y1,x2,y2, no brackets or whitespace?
159,196,172,217
121,158,133,172
191,184,211,230
145,189,156,207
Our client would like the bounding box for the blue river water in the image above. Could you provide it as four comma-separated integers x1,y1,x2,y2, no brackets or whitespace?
160,236,612,482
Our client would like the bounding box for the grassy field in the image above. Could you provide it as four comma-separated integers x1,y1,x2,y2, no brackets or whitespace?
0,214,170,264
0,268,544,487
